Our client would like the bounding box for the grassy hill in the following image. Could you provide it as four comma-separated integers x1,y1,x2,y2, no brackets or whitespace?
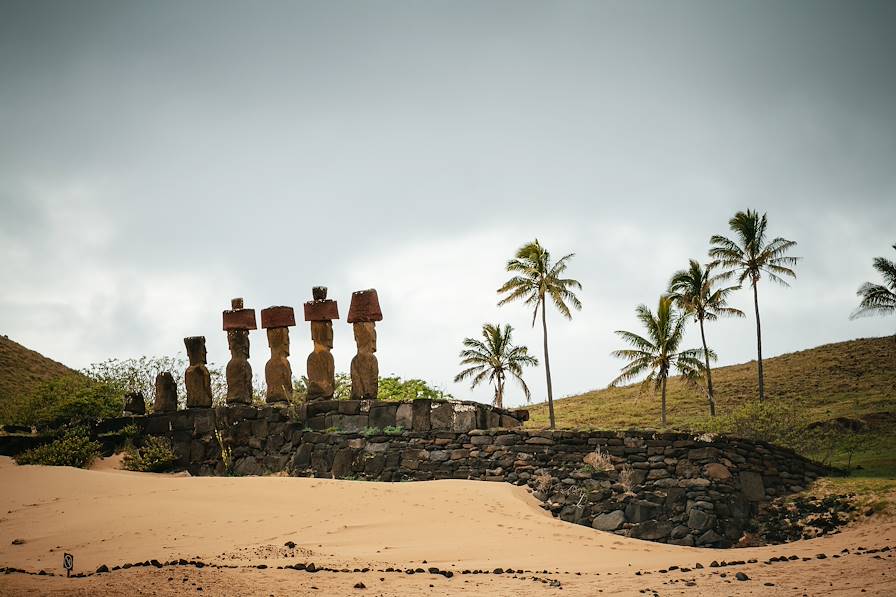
527,336,894,430
0,334,83,425
526,337,895,475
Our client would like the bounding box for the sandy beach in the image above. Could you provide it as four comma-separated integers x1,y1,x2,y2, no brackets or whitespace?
0,456,893,596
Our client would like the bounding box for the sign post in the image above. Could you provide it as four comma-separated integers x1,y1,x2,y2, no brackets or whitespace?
63,553,73,577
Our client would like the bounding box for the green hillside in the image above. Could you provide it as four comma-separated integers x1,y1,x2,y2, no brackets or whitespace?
527,337,895,475
0,334,83,425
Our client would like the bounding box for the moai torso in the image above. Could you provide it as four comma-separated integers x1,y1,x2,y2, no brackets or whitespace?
153,371,178,413
261,306,296,404
347,289,383,400
223,298,257,405
184,336,213,408
303,287,339,402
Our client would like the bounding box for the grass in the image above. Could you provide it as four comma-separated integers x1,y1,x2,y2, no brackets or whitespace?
526,336,895,431
0,334,83,425
526,336,895,486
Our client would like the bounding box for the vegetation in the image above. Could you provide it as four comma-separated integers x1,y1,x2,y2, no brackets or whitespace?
14,427,100,468
10,374,122,430
668,260,743,416
709,209,799,401
454,323,538,409
529,336,895,474
498,239,582,428
610,296,707,425
292,373,450,404
0,335,83,426
121,435,178,472
851,243,896,334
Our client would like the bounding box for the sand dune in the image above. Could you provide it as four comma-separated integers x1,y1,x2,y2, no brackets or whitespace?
1,456,894,595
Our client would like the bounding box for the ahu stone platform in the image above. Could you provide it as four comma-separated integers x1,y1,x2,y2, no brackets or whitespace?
85,403,831,549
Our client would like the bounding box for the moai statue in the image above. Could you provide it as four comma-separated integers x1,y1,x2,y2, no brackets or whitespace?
222,297,257,405
184,336,213,408
347,289,382,400
123,391,146,415
303,286,339,401
260,305,296,404
153,371,178,413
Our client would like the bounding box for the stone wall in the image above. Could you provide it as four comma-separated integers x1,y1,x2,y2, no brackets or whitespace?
100,404,830,549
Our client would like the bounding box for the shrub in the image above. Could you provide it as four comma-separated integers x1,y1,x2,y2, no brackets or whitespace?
362,426,381,437
383,425,404,436
15,427,100,468
534,472,554,492
694,399,825,457
14,375,122,430
121,436,178,472
582,449,615,473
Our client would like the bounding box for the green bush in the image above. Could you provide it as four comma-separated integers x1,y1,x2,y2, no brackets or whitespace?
14,374,122,429
15,427,100,468
122,435,178,472
121,435,178,472
694,399,825,457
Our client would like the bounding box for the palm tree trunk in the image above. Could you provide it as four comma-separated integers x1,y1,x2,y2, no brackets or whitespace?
660,376,667,426
495,374,504,410
698,317,715,417
540,298,556,429
752,278,765,402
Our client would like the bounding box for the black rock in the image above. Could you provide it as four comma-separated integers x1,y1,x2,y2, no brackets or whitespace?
96,564,109,574
354,582,366,589
735,572,749,581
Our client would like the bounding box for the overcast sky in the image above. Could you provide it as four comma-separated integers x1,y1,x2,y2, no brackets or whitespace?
1,1,893,407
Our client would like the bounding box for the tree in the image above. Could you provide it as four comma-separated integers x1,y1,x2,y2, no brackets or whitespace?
497,240,582,428
709,210,799,401
610,296,707,426
667,259,744,416
454,323,538,409
850,243,896,336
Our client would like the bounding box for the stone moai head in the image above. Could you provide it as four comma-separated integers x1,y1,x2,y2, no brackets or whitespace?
347,289,382,354
184,336,207,366
261,306,296,357
267,326,290,356
227,329,250,358
311,321,334,350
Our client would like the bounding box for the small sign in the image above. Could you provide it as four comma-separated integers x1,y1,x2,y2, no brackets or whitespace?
63,553,73,577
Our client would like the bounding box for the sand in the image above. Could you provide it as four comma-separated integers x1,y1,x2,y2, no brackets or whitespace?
0,455,893,596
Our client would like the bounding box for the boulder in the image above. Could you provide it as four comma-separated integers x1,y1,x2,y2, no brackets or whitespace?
739,471,766,502
592,510,626,531
704,463,732,481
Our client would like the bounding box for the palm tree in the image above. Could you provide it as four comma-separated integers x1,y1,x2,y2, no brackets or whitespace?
850,243,896,336
610,296,707,426
668,260,744,416
709,210,799,402
497,240,582,428
454,323,538,409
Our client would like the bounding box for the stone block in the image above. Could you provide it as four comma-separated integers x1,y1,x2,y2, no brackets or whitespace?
396,403,413,428
411,399,432,431
430,402,453,430
592,510,626,531
452,406,477,433
339,415,369,433
630,520,671,541
625,499,661,523
704,463,732,481
739,471,766,501
687,508,715,531
332,448,354,478
369,404,398,429
307,400,340,417
338,400,362,415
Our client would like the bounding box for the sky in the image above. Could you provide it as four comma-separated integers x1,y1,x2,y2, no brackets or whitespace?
1,1,894,408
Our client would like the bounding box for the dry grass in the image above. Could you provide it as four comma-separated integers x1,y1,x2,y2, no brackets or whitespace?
583,449,615,473
526,336,895,431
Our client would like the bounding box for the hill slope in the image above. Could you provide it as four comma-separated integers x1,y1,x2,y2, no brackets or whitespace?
0,334,82,423
526,336,895,430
